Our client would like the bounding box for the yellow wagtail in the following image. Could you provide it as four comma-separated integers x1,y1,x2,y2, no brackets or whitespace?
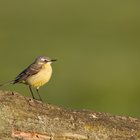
0,56,57,101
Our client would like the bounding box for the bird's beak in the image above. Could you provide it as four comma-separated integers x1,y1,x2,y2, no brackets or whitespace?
51,59,57,62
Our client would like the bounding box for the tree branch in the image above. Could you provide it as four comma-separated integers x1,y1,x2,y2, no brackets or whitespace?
0,90,140,140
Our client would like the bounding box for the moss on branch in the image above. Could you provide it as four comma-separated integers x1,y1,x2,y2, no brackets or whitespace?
0,90,140,140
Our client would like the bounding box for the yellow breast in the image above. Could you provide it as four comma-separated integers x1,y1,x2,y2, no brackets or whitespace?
25,64,52,87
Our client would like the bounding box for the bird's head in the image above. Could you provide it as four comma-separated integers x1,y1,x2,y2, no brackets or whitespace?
35,56,57,65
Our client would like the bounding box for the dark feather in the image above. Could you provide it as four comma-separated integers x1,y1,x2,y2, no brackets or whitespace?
14,63,42,83
0,81,14,86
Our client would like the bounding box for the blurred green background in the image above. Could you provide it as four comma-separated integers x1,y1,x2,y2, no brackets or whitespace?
0,1,140,118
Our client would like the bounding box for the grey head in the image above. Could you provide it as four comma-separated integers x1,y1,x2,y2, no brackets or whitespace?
35,56,57,64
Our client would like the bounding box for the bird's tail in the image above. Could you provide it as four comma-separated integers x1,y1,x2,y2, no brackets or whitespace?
0,81,14,86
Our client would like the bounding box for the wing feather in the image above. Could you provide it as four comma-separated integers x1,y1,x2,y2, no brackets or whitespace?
14,63,42,83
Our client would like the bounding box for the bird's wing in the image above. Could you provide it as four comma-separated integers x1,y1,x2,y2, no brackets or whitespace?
14,63,42,83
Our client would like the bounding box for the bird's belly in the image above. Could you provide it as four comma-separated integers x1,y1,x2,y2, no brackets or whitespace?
26,66,52,87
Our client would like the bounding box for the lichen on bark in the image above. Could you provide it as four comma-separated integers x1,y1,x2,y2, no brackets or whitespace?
0,90,140,140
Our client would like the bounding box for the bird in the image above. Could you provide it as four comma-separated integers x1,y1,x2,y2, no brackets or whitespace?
0,56,57,102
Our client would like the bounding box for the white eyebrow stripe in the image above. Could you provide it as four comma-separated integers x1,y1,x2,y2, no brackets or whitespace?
41,58,45,61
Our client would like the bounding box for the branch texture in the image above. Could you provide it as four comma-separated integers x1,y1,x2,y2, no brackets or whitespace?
0,90,140,140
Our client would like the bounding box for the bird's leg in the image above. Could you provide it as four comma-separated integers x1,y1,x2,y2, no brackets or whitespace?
36,86,43,102
29,85,35,99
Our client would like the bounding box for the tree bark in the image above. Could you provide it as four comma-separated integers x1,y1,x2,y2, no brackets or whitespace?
0,90,140,140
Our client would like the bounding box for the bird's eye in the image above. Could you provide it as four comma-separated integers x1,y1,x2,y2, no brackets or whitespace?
44,60,48,63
